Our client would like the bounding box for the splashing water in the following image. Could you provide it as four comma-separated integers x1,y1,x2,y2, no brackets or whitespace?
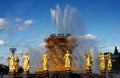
29,5,100,74
50,5,100,74
50,5,85,36
29,44,46,73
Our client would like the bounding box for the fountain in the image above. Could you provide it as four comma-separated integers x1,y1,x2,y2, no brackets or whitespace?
36,33,85,72
6,5,117,78
50,4,100,73
21,4,100,74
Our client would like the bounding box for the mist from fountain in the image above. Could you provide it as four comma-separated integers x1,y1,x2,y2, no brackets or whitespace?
50,5,100,74
29,44,46,73
29,4,100,74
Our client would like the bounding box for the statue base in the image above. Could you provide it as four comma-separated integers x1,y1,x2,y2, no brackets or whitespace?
65,70,71,78
86,70,92,73
23,71,29,78
23,71,29,74
107,70,112,73
42,70,49,78
101,71,106,78
101,70,106,73
8,72,15,78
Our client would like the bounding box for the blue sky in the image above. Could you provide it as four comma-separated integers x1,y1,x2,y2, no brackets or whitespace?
0,0,120,64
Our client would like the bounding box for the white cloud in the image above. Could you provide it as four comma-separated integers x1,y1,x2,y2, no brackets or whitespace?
18,26,26,31
0,17,33,32
18,19,33,31
0,18,8,31
78,34,101,42
83,34,97,40
23,20,33,25
25,40,36,43
14,17,23,22
99,45,106,49
38,42,46,48
0,40,6,46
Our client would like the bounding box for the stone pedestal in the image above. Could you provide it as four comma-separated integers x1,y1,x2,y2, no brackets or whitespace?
65,70,71,78
23,71,29,78
85,70,92,78
42,70,49,78
107,70,112,73
86,69,92,73
107,71,113,78
101,71,106,78
8,72,15,78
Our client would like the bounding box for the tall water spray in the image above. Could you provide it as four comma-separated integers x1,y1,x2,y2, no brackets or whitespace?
29,5,100,73
50,5,100,73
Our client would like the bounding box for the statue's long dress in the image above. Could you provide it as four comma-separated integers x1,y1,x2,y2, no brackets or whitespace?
99,56,105,71
9,56,15,72
22,56,30,71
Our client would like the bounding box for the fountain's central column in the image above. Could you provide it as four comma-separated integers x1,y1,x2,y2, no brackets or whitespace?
44,33,76,71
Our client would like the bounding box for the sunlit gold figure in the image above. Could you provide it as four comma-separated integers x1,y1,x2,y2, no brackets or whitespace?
15,56,19,73
41,52,50,71
8,54,15,72
106,53,112,71
64,50,72,70
84,50,93,71
99,52,106,71
21,52,30,72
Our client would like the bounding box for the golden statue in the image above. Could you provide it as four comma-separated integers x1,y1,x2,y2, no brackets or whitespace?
21,52,30,72
84,50,93,71
99,52,106,71
8,54,15,72
41,52,50,71
15,56,19,73
64,50,72,70
106,53,112,71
